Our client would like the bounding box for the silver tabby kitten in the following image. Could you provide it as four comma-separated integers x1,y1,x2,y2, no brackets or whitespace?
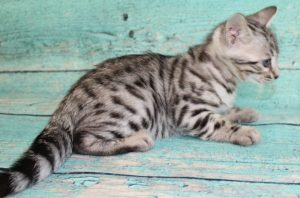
0,6,279,197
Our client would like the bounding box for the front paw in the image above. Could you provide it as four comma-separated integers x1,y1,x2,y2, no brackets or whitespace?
230,126,260,146
232,108,259,123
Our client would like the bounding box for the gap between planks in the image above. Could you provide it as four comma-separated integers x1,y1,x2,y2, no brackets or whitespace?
0,167,299,186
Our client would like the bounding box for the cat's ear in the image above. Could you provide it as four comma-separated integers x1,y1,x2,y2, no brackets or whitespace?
248,6,277,27
225,13,252,45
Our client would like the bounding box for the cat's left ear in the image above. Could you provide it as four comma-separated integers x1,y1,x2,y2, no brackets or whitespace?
225,13,252,45
247,6,277,27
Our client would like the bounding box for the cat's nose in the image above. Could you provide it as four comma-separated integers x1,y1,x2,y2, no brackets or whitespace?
271,68,279,79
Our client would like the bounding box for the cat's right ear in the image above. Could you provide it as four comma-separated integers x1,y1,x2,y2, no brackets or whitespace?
248,6,277,27
225,13,252,45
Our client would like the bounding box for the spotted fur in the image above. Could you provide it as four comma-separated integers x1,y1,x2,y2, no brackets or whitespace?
0,6,279,197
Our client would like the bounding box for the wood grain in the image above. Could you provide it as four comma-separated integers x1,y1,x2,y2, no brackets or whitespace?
1,89,298,198
0,0,299,71
0,115,299,184
6,173,300,198
0,1,300,197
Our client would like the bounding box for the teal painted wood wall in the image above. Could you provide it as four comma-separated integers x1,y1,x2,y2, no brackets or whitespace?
0,1,300,197
0,0,299,71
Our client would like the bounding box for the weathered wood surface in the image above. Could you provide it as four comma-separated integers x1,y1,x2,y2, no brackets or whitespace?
0,116,300,197
0,0,299,71
0,0,300,197
2,173,300,198
1,114,300,183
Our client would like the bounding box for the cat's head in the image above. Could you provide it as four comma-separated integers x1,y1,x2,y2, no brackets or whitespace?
213,6,279,83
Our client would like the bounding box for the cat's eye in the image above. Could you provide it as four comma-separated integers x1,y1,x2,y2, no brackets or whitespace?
234,60,258,65
262,59,272,68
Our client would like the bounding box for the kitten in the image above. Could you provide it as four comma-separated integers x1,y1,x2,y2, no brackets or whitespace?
0,6,279,197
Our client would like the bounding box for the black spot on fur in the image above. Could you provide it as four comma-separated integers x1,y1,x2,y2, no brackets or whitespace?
144,107,151,118
111,96,137,114
176,105,189,126
129,121,140,132
179,59,188,89
110,112,124,119
38,135,63,159
134,78,147,88
95,109,106,115
109,130,124,139
78,103,84,111
200,113,211,129
188,48,196,62
174,94,180,105
168,57,179,88
183,94,189,101
94,103,104,109
231,125,240,133
94,76,104,85
125,66,133,73
158,57,165,80
0,172,12,197
103,74,112,82
73,132,86,147
148,75,156,91
141,118,149,129
214,122,221,130
198,51,210,62
30,141,55,171
191,108,208,117
188,68,206,81
192,118,202,130
100,121,118,126
82,83,96,98
11,155,39,183
60,132,72,157
113,69,123,76
125,84,145,100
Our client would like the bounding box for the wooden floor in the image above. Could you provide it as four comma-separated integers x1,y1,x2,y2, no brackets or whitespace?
0,1,300,197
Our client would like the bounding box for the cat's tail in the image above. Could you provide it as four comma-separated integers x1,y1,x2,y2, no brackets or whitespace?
0,119,73,197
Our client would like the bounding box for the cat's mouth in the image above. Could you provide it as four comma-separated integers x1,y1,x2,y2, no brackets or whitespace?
259,76,276,84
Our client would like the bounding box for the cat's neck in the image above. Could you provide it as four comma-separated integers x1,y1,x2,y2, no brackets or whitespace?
187,41,243,85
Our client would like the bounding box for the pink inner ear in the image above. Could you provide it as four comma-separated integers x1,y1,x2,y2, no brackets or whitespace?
229,27,239,37
228,27,240,44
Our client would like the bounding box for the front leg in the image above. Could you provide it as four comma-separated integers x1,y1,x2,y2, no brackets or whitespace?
178,109,260,146
224,107,259,123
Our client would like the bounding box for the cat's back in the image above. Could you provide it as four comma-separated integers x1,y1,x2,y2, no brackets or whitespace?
61,53,171,119
95,53,170,77
58,53,173,139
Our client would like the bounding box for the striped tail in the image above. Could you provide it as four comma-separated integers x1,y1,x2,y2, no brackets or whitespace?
0,123,73,197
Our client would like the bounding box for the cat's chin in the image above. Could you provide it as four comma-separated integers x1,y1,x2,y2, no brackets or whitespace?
245,77,274,84
257,80,274,85
244,78,262,84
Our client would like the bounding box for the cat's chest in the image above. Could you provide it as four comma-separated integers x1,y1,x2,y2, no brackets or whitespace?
211,81,236,111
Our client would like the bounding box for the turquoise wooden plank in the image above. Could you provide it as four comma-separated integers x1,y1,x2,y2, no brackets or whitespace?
0,70,299,124
0,115,299,184
0,1,300,197
5,173,300,198
0,0,299,71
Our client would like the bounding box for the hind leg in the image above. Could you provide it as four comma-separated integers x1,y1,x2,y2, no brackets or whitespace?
73,130,154,156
